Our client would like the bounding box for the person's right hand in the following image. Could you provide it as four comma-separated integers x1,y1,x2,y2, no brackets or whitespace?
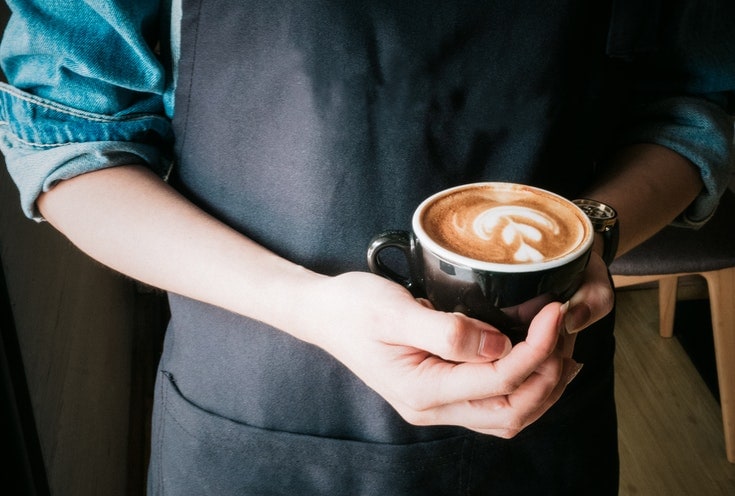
298,271,582,439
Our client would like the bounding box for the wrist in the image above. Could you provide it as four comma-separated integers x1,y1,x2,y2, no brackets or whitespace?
254,265,330,342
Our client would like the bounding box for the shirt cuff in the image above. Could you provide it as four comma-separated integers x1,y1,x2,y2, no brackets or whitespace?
0,83,172,221
617,96,735,227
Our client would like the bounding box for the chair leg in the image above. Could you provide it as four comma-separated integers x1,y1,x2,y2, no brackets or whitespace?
702,267,735,463
658,276,678,338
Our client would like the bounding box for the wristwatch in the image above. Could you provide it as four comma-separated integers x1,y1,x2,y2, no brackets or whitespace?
573,199,619,266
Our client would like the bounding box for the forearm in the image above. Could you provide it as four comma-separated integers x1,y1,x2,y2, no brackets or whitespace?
37,164,326,342
584,143,704,258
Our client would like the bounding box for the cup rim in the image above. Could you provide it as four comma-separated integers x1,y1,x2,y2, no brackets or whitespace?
412,182,594,273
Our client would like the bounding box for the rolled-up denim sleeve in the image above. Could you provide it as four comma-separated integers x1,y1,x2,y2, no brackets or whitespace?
0,0,173,221
610,0,735,227
617,96,734,226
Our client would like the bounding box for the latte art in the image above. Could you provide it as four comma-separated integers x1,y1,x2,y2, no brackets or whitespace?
467,206,561,262
420,184,589,265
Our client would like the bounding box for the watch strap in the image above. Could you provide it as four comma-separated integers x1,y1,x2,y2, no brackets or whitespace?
598,221,619,266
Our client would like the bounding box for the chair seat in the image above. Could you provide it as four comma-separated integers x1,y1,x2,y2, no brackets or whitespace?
611,189,735,276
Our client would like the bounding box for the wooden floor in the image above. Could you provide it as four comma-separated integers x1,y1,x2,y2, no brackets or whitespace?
615,286,735,495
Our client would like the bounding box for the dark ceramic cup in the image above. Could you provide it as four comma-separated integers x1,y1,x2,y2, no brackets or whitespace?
367,183,594,342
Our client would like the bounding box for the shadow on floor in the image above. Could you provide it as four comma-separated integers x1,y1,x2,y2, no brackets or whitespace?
675,299,719,402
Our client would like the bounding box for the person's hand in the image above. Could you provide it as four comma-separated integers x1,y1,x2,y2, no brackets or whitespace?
549,250,615,399
562,251,616,336
299,271,582,439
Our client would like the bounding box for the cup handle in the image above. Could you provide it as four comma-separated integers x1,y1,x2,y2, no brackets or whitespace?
366,230,418,292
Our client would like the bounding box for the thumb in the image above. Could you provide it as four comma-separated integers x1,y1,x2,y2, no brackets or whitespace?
394,305,513,363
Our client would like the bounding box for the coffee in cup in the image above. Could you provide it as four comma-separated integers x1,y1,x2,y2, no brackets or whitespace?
367,182,593,342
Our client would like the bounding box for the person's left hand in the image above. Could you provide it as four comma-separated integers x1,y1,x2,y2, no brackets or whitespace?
563,251,615,337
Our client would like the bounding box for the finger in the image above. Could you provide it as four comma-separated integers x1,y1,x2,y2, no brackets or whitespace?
393,302,564,411
388,305,513,364
398,352,572,433
564,254,615,334
472,358,584,438
490,301,564,383
501,292,555,326
505,357,584,431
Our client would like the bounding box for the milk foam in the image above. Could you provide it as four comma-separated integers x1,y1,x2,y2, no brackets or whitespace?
468,206,560,262
419,184,589,265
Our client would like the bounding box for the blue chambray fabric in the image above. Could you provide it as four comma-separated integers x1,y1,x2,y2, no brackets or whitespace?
617,96,735,226
0,0,733,224
0,0,175,219
0,82,172,218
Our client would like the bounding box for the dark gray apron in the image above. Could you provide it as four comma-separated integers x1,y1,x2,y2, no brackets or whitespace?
148,1,632,493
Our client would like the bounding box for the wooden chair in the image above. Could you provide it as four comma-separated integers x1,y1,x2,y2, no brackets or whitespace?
610,189,735,463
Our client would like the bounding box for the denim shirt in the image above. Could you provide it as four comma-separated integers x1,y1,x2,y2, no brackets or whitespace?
0,0,733,222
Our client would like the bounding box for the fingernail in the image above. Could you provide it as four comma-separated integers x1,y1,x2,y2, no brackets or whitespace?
478,330,512,359
564,361,584,385
564,302,591,334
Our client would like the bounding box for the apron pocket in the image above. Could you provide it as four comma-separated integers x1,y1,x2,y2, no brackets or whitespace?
150,371,470,496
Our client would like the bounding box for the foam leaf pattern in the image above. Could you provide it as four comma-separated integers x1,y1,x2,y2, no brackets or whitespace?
473,206,560,262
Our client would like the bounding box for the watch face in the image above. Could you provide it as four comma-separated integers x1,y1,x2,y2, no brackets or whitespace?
572,199,617,228
572,199,619,265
